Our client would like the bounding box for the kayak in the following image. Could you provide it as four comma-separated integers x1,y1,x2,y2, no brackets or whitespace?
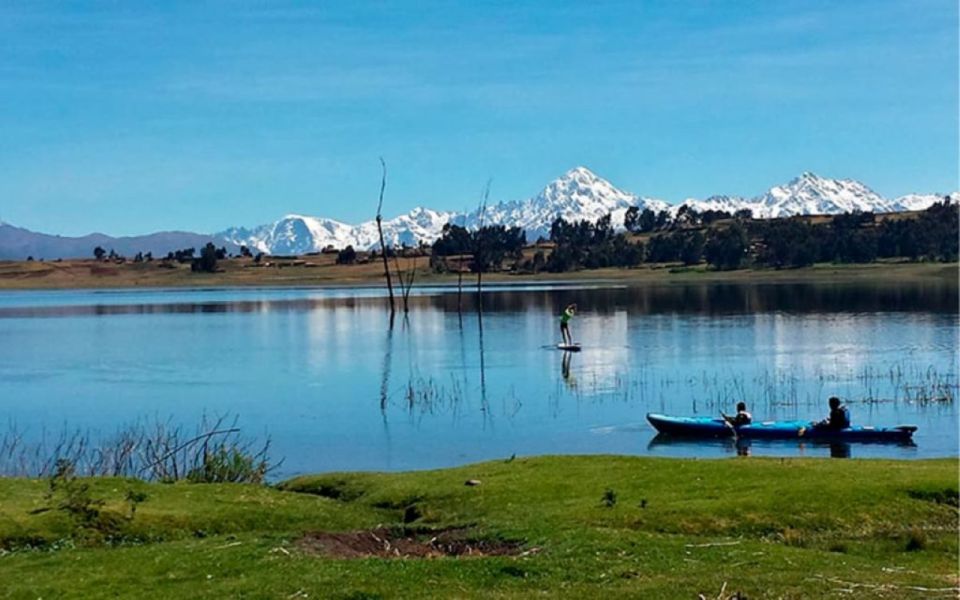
645,413,917,442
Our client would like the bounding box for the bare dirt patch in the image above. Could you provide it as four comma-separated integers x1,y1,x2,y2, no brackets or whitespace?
296,527,524,559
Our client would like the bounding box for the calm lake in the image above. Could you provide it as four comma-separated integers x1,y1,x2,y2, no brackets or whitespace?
0,281,957,477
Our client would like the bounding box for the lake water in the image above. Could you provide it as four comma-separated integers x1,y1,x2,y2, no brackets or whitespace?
0,281,957,477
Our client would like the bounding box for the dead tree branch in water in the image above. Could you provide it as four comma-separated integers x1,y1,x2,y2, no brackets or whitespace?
375,157,395,314
403,253,417,309
392,250,418,313
475,179,491,314
457,210,466,315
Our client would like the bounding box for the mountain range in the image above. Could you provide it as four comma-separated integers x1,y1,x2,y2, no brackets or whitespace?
217,167,954,255
0,224,241,262
1,167,953,259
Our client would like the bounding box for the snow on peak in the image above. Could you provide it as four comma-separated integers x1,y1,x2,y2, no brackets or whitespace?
217,168,945,254
554,166,606,187
889,192,956,212
754,172,893,217
533,166,635,213
456,167,670,240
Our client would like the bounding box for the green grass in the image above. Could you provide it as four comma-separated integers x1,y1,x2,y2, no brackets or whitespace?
0,456,957,598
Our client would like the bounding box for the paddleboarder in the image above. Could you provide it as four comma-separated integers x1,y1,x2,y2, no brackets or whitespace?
560,303,576,346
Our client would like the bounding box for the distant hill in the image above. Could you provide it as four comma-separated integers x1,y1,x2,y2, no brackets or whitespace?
0,223,240,260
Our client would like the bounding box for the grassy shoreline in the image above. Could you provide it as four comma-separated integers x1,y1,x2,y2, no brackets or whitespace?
0,257,956,291
0,455,956,598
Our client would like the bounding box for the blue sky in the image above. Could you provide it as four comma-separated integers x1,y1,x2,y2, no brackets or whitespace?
0,1,956,236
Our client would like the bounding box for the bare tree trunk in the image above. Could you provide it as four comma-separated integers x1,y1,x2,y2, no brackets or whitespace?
392,252,416,313
475,180,491,314
375,158,395,314
457,266,463,312
457,212,465,314
403,254,417,309
476,262,483,313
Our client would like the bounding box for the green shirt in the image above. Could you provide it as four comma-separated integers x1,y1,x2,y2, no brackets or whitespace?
560,309,574,324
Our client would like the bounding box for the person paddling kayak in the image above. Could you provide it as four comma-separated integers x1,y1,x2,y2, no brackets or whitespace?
721,402,752,427
816,396,851,430
560,303,577,346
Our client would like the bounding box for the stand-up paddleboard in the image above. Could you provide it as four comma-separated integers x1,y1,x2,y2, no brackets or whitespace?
557,343,581,352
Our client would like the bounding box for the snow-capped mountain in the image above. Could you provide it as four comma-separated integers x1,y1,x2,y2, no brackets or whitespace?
889,193,957,212
665,173,952,220
220,216,355,256
4,167,948,260
217,167,953,254
219,167,662,253
458,166,670,241
750,172,896,217
218,208,454,255
675,195,750,215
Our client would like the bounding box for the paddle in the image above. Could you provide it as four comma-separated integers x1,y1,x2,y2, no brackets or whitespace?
719,412,738,437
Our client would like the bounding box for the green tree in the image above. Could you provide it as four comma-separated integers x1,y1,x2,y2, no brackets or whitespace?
432,223,473,256
639,208,657,233
654,210,671,230
680,231,705,265
192,243,219,273
471,225,525,273
337,245,357,265
646,232,683,263
704,223,748,270
624,207,640,233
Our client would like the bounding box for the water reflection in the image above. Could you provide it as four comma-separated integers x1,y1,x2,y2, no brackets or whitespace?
829,442,851,459
379,312,395,413
647,434,914,459
478,312,490,424
0,282,954,475
1,280,956,318
561,351,576,390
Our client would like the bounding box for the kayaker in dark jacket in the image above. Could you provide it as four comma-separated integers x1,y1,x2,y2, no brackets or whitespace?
722,402,752,427
818,396,850,429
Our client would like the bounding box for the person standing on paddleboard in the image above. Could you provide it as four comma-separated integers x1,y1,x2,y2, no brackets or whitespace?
560,303,576,346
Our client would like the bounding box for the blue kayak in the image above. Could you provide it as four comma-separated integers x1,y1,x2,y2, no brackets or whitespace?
646,413,917,442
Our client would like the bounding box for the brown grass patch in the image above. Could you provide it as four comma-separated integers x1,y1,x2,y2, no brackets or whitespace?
296,526,523,559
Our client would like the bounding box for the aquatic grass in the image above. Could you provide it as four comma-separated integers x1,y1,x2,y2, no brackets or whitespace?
383,360,955,425
856,364,958,405
396,374,468,417
0,415,278,482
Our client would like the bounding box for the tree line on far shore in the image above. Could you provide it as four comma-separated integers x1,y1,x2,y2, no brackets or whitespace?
428,200,958,273
86,200,958,276
91,242,234,273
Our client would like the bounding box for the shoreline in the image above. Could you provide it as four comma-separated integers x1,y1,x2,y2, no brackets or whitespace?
0,259,955,291
267,453,960,481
